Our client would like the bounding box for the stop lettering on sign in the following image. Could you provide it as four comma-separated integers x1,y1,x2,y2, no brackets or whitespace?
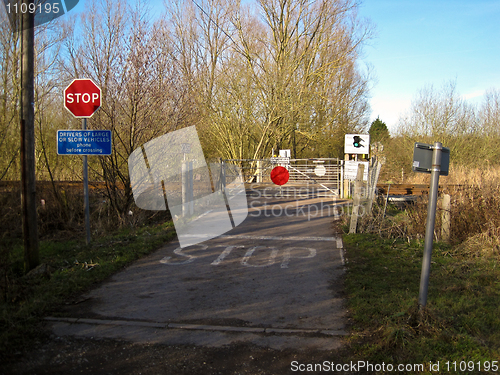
66,92,100,104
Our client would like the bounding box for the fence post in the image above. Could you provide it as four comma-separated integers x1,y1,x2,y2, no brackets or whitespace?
349,163,365,234
189,161,194,215
182,160,189,216
343,154,349,198
340,160,344,198
256,160,263,183
441,193,451,243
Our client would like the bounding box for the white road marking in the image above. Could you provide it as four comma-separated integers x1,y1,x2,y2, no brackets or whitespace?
211,245,245,265
161,236,342,267
241,246,279,267
162,244,321,268
160,244,207,265
183,234,340,242
280,247,317,269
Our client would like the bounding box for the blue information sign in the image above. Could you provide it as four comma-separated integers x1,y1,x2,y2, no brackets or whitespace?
57,130,112,155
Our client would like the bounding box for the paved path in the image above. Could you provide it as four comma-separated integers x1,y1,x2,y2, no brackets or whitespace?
49,186,348,350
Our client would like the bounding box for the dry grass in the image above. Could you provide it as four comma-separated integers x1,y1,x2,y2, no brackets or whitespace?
452,222,500,258
407,163,500,188
0,183,171,241
351,164,500,259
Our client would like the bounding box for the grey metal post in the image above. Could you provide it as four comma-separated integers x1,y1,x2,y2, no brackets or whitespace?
222,160,226,189
83,118,91,244
182,160,188,216
418,142,442,308
189,161,194,215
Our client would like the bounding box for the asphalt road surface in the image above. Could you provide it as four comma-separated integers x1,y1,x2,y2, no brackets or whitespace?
49,185,348,351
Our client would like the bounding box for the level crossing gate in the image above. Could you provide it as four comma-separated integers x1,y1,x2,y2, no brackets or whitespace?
221,158,343,197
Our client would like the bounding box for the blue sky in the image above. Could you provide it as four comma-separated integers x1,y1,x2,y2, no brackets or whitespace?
66,0,500,133
358,0,500,132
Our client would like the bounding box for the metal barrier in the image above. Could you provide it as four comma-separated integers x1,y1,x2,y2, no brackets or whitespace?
221,159,274,184
221,158,342,196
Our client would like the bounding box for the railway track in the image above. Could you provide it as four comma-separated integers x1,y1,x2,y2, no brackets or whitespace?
376,183,464,196
0,181,119,195
0,181,463,196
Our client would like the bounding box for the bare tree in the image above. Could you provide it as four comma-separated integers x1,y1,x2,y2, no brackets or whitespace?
397,81,477,138
212,0,373,160
479,89,500,138
0,17,21,180
62,0,194,222
391,80,500,173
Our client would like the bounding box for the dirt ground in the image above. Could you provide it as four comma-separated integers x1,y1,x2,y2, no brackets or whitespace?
3,333,357,374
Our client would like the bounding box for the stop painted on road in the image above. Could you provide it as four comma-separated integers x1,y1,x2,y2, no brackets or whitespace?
160,244,316,268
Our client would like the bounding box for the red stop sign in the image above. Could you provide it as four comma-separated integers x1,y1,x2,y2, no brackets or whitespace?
64,79,101,118
270,166,289,186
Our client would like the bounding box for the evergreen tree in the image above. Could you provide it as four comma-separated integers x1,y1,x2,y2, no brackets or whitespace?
369,117,390,143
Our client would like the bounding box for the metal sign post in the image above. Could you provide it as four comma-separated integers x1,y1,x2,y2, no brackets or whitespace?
416,142,446,309
82,118,91,244
63,78,102,245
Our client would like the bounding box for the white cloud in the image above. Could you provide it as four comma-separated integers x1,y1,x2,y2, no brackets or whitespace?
463,90,484,100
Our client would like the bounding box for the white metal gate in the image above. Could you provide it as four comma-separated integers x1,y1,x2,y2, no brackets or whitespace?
221,158,343,196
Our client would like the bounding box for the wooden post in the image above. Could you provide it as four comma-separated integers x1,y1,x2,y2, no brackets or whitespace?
340,160,344,198
349,164,365,234
20,6,39,272
256,160,262,183
441,194,451,243
382,184,391,218
343,153,349,198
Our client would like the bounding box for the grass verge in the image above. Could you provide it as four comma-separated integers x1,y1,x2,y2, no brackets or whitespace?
343,233,500,374
0,222,175,362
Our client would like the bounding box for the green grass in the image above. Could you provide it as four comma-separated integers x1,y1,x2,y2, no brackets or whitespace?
0,222,175,360
2,224,499,373
343,234,500,374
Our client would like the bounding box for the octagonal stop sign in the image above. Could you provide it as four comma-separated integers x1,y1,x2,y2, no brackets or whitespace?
64,79,101,118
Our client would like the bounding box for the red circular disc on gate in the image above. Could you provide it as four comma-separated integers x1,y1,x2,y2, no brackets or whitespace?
270,166,289,186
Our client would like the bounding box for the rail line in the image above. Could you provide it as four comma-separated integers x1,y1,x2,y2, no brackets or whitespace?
376,183,464,196
0,181,464,196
